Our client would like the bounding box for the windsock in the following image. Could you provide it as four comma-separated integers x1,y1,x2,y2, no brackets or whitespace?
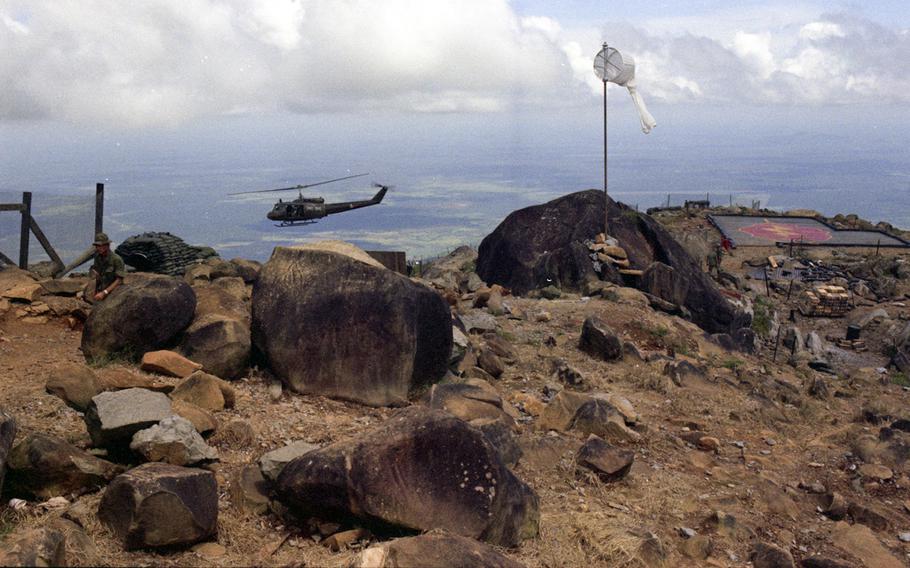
610,56,657,134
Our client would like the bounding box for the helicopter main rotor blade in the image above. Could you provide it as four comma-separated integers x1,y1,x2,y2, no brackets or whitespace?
228,172,369,196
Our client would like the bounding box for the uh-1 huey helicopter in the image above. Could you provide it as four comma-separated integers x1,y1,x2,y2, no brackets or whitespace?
229,172,388,227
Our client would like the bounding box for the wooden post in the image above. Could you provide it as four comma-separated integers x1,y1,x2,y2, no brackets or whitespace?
772,320,783,362
30,218,63,271
764,268,770,297
18,192,31,269
786,277,795,301
95,183,104,236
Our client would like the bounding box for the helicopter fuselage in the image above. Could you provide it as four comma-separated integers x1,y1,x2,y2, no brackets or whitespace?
265,185,387,225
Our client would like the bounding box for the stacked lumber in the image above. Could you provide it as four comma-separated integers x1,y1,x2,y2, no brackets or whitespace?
798,285,850,317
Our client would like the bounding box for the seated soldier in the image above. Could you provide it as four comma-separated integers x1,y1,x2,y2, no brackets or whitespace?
89,232,126,303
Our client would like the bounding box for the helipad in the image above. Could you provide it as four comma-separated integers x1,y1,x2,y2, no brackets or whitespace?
709,215,909,247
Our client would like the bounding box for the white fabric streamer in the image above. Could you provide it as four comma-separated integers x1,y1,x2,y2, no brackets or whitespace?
608,56,656,134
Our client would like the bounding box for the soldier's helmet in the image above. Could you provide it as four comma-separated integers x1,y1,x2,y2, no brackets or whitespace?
93,232,111,246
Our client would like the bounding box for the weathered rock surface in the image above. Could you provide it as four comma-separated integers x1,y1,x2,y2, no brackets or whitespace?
130,416,218,466
252,244,452,407
230,464,271,515
81,274,196,362
178,314,250,380
98,462,218,550
6,433,122,498
0,409,17,495
84,388,173,448
424,380,521,466
40,277,86,296
538,390,640,442
229,258,261,283
140,350,202,378
0,526,66,567
170,399,218,436
352,532,526,568
45,363,101,411
275,407,539,546
476,190,749,339
751,542,795,568
259,440,319,482
169,371,235,412
578,316,623,361
576,435,634,481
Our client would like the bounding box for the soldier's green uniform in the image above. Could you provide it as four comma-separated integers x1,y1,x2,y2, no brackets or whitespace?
92,250,127,290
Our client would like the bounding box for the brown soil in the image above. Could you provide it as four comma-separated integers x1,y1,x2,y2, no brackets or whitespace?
3,239,910,566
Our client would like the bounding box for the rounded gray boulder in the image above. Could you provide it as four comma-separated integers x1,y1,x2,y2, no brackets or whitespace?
81,274,196,362
252,245,452,407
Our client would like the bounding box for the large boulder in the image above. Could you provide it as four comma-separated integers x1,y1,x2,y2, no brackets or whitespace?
252,244,453,407
178,314,250,380
5,433,122,498
476,190,748,337
275,407,538,547
81,274,196,362
0,409,17,495
98,462,218,550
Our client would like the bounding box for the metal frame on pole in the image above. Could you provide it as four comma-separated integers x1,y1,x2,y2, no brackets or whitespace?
602,42,609,237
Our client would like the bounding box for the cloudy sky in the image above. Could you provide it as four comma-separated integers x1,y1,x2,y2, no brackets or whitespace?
3,0,909,126
1,1,909,258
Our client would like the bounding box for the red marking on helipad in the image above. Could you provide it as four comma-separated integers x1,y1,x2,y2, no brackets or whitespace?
738,220,832,243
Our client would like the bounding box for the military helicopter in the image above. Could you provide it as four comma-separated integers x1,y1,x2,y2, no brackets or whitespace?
229,173,388,226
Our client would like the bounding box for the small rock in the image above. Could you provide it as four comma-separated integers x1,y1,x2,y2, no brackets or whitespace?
98,462,218,550
170,371,235,412
0,527,66,566
678,527,696,538
84,388,173,448
351,532,524,568
170,399,218,436
323,528,372,552
478,348,505,379
44,363,101,412
6,433,122,499
576,435,634,482
750,541,795,568
858,463,893,481
578,316,623,361
229,464,271,515
899,532,910,543
140,350,203,378
259,440,319,481
130,415,218,466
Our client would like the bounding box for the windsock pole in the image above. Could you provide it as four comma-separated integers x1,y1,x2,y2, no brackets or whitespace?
602,42,609,237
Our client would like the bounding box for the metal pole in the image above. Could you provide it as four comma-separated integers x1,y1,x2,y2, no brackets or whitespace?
95,183,104,236
18,192,31,269
602,42,609,237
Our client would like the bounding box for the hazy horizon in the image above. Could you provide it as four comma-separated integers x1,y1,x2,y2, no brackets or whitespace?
2,1,909,262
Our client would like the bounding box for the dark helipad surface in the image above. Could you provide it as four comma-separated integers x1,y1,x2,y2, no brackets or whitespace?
710,215,909,247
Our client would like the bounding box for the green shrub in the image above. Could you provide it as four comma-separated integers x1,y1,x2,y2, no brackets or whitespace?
893,372,910,387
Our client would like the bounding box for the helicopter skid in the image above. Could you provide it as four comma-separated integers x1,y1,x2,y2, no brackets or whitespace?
276,220,318,227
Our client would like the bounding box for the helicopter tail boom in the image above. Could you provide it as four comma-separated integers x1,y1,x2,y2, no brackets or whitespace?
322,185,388,216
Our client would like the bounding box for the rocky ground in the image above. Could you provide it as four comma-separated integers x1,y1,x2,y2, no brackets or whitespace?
2,204,910,567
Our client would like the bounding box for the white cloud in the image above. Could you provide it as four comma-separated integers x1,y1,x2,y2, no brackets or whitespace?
0,2,908,128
